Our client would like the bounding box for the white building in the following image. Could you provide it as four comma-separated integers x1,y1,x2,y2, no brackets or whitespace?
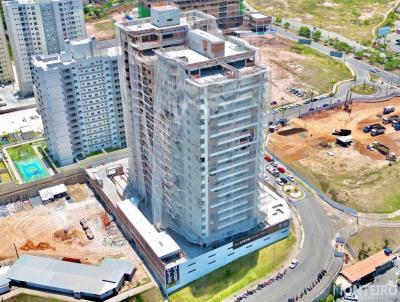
117,5,269,245
3,0,86,97
32,37,126,166
0,18,14,84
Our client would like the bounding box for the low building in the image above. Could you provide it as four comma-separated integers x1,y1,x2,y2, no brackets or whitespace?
338,249,396,289
6,255,135,300
249,13,272,32
20,126,35,140
336,135,353,147
38,184,69,203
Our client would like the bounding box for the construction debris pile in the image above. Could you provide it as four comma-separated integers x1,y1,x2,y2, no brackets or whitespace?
103,223,126,247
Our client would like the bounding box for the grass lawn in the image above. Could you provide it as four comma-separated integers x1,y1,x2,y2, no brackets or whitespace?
351,84,377,95
169,234,296,302
248,0,397,45
276,43,352,95
6,143,37,162
93,19,115,32
121,287,164,302
5,294,63,302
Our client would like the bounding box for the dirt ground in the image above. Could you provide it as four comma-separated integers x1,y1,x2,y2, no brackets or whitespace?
86,18,115,41
244,36,351,107
0,186,148,286
270,98,400,213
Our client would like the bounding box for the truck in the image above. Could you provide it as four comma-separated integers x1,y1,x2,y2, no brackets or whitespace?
371,126,386,136
383,114,399,124
363,123,381,133
373,141,390,155
394,123,400,131
332,129,352,136
383,106,395,115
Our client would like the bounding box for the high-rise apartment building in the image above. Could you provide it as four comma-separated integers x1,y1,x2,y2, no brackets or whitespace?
3,0,86,96
0,18,14,84
117,5,268,245
138,0,243,29
32,37,126,166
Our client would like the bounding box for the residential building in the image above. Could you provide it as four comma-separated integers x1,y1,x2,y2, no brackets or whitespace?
0,18,14,84
117,5,268,245
138,0,243,29
32,37,126,166
3,0,86,96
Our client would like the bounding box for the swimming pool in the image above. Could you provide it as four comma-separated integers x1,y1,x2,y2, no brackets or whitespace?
15,157,49,183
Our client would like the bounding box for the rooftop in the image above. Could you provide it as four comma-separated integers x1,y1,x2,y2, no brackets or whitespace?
341,250,396,283
250,13,271,20
6,254,135,296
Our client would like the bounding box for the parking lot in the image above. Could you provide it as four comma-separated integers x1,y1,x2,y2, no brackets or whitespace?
0,82,35,110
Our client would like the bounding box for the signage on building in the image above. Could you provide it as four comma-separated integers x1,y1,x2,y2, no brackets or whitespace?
330,51,344,58
165,265,180,287
233,220,290,249
298,38,312,45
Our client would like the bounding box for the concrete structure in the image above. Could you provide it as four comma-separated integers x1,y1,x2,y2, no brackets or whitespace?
38,183,68,202
86,159,290,294
0,18,14,84
20,125,35,140
138,0,243,29
117,5,269,246
3,0,86,96
32,37,126,166
249,13,272,32
6,254,135,300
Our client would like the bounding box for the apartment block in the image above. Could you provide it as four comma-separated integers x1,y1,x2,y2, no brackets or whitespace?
0,18,14,84
32,37,126,166
117,5,268,245
3,0,86,97
138,0,243,29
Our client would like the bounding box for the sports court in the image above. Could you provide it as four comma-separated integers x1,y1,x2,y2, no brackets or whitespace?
15,157,49,183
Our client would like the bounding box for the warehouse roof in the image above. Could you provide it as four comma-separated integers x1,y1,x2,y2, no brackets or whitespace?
6,255,135,296
341,250,396,283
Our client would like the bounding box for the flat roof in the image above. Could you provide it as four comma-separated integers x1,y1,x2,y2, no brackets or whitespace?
6,255,135,296
250,13,270,20
39,184,68,201
336,135,353,143
117,199,181,260
164,48,209,64
341,250,396,283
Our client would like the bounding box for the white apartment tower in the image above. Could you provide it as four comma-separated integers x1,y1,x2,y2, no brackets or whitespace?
0,18,14,84
3,0,86,96
32,38,126,166
117,5,269,245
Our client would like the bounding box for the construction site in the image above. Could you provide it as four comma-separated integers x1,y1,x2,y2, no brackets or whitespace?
269,97,400,213
0,182,150,288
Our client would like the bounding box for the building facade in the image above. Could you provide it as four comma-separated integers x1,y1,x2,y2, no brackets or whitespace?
117,5,269,245
3,0,86,96
138,0,243,29
32,37,126,166
0,18,14,84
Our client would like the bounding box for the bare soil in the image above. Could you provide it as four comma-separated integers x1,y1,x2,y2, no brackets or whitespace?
270,98,400,213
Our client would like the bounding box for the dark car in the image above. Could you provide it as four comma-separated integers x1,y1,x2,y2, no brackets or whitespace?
280,177,288,184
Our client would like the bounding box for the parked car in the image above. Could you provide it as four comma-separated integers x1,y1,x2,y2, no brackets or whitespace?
276,178,284,186
277,166,285,173
367,144,375,151
323,103,329,108
0,103,6,107
279,177,288,184
271,101,277,105
343,292,358,301
309,108,315,112
271,162,278,168
264,155,273,162
289,259,299,269
287,174,295,182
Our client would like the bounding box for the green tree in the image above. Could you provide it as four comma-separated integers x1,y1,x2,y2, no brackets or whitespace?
275,16,282,24
354,50,364,59
93,7,101,18
325,295,335,302
284,22,290,30
299,26,311,38
83,6,91,15
312,30,322,41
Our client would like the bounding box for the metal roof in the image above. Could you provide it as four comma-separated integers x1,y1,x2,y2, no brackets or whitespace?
6,255,135,296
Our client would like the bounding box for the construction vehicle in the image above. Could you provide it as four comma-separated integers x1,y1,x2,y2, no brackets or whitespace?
363,123,381,133
371,126,386,136
332,129,352,136
383,106,395,115
394,123,400,131
383,114,399,124
373,141,390,156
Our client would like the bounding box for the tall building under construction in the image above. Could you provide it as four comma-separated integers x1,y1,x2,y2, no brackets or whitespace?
138,0,243,29
117,4,268,246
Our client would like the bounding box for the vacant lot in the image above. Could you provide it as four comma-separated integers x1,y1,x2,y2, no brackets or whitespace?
169,234,296,302
245,36,351,106
248,0,397,45
269,98,400,213
87,18,116,40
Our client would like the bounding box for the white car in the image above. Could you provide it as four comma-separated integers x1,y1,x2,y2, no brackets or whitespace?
289,259,299,269
344,292,358,301
276,178,284,186
287,174,295,182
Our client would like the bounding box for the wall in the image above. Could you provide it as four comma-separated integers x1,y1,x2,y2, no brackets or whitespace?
167,226,290,293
